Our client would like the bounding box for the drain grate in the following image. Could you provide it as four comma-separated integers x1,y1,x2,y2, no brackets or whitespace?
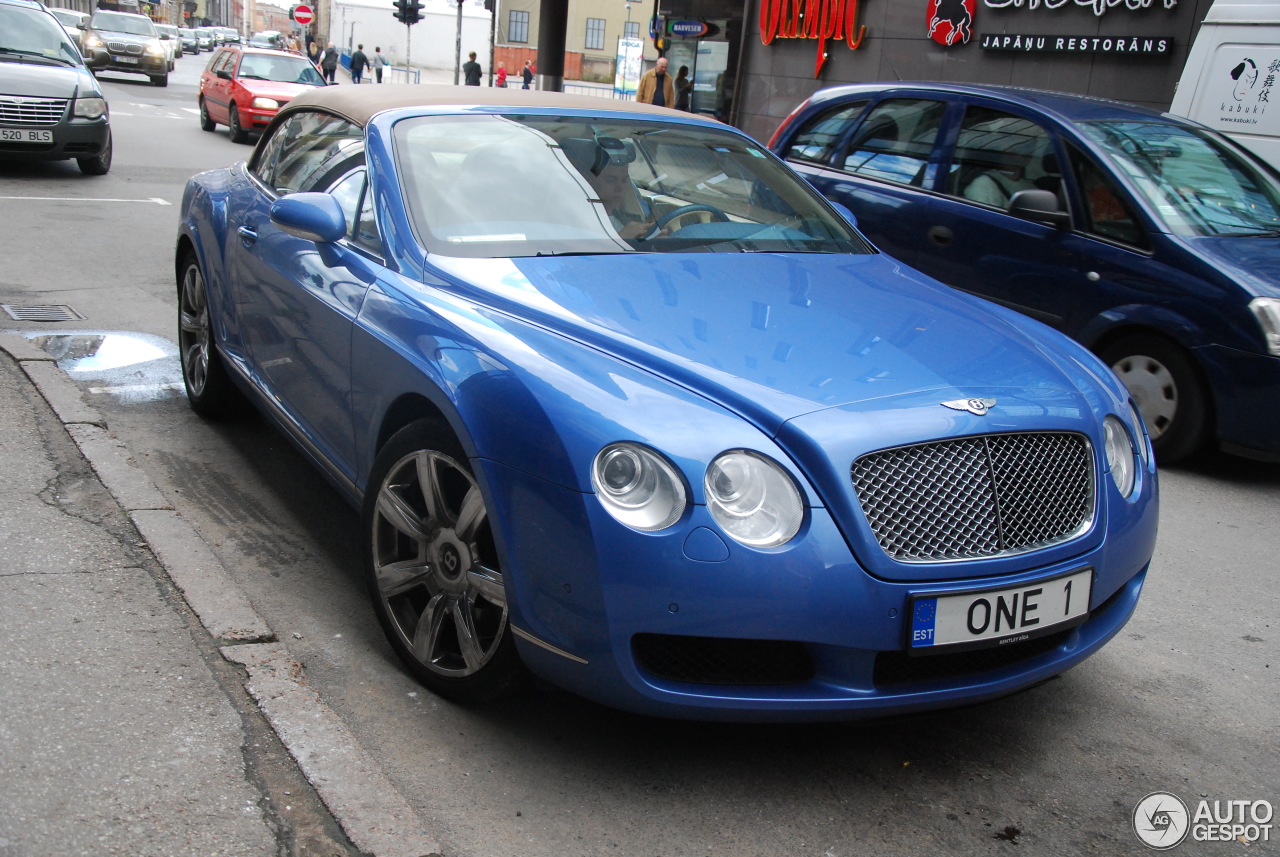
2,304,84,322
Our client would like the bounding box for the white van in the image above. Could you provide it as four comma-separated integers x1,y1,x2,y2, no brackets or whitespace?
1171,0,1280,170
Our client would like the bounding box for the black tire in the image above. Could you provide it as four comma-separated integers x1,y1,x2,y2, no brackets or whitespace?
1099,333,1209,463
151,71,168,87
228,104,248,143
199,98,216,132
76,129,111,176
177,251,239,418
362,420,526,704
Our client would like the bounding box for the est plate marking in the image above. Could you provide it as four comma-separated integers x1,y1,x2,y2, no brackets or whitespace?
910,568,1093,654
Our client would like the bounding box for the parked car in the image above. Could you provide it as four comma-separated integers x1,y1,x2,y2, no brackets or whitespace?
155,23,180,69
174,86,1158,721
46,6,89,52
177,26,199,54
193,27,213,51
248,30,282,49
80,8,168,86
0,0,111,174
770,82,1280,463
198,44,325,142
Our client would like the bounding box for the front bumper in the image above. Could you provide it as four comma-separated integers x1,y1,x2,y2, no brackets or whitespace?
1202,343,1280,461
84,48,167,76
0,118,110,164
479,453,1159,722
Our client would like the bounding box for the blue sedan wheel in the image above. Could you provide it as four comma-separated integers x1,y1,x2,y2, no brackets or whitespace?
363,422,526,703
1100,334,1208,463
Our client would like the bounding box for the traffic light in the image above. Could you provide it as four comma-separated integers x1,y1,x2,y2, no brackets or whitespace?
393,0,422,24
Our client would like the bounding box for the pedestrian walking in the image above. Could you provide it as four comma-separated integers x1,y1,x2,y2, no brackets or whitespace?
350,43,368,84
462,51,482,86
521,59,533,89
495,61,507,87
320,41,338,84
674,65,693,111
372,46,386,83
637,57,674,107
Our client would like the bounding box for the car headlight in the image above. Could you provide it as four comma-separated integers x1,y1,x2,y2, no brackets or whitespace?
592,443,686,532
1250,297,1280,357
705,450,803,547
145,40,165,56
252,97,280,110
72,95,107,120
84,34,104,48
1103,415,1137,497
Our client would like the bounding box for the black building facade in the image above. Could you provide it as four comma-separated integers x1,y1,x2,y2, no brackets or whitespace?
655,0,1215,143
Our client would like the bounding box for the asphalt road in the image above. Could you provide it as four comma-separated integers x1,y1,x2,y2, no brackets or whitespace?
1,57,1277,856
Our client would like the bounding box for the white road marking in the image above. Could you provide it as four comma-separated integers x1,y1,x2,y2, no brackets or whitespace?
0,196,171,205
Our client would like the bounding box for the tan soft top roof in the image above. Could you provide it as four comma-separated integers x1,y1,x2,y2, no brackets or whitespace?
281,83,699,127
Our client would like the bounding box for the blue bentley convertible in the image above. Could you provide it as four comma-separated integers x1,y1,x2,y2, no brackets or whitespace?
175,86,1158,721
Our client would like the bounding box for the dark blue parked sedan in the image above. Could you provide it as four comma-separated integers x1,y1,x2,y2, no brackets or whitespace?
770,82,1280,464
175,86,1157,721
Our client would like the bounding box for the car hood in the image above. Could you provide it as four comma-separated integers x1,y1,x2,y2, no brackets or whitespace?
237,79,315,100
92,29,153,42
0,61,94,97
1183,234,1280,298
431,252,1087,434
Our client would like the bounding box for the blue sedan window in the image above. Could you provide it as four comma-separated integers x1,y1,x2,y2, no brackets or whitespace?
1080,120,1280,237
392,114,868,258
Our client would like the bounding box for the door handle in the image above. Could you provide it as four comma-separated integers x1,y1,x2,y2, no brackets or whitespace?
237,225,257,244
927,225,953,246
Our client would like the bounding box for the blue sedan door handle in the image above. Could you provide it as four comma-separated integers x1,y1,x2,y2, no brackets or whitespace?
237,225,258,244
928,225,953,246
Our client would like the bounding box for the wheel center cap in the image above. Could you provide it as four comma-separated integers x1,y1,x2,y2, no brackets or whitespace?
438,542,464,581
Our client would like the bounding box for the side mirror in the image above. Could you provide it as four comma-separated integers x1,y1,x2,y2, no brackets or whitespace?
77,22,86,29
1008,189,1071,229
270,192,347,244
829,201,858,229
215,68,231,79
159,33,170,39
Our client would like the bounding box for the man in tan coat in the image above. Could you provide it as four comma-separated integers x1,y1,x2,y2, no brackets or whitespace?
636,57,675,107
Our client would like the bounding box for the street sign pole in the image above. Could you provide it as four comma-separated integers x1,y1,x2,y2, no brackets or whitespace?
453,0,462,85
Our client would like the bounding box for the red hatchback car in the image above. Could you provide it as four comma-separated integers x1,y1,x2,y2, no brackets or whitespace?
199,45,326,143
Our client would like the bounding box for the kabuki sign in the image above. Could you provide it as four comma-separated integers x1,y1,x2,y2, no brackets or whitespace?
759,0,868,77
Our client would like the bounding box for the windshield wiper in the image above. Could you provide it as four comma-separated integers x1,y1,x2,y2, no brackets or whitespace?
0,47,75,65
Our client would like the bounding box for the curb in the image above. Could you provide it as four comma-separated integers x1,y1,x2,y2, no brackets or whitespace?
0,330,440,857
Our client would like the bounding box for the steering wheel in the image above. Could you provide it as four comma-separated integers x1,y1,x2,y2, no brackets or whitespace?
642,204,730,241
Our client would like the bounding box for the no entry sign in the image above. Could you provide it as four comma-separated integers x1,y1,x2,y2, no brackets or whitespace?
292,4,313,25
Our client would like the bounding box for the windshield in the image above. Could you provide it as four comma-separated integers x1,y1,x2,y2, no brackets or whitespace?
0,5,82,65
394,114,869,258
90,11,156,37
1080,120,1280,237
237,53,323,84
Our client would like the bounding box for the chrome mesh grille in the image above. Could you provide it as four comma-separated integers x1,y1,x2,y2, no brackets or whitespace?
851,432,1094,562
107,41,144,54
0,96,69,126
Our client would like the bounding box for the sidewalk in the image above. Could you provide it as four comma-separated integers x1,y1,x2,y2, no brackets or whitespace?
0,343,278,855
0,332,439,857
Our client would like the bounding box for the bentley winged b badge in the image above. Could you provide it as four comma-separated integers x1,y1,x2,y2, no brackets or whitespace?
941,397,997,416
